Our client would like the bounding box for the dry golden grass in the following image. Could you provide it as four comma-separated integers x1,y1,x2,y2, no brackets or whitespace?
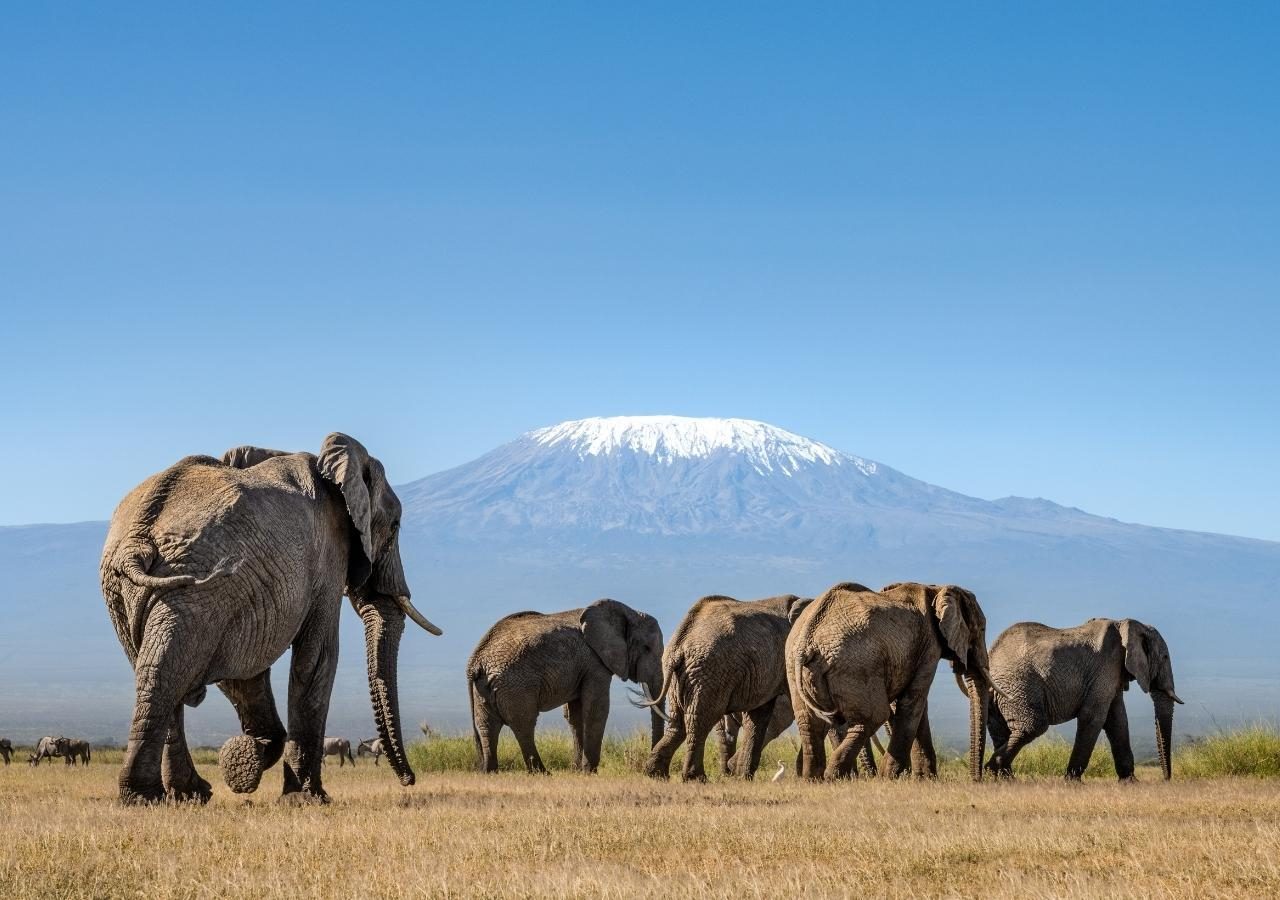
3,742,1278,899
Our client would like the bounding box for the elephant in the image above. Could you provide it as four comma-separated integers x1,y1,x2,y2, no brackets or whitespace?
99,432,442,804
55,737,91,765
468,599,664,774
787,581,994,782
356,737,384,764
985,618,1183,781
643,594,813,781
0,738,11,765
322,737,355,767
29,736,59,766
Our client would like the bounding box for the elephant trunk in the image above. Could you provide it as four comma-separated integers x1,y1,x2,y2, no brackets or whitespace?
966,673,989,782
1154,693,1175,781
358,594,415,787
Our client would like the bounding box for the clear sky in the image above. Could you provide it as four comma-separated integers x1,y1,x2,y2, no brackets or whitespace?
2,4,1277,540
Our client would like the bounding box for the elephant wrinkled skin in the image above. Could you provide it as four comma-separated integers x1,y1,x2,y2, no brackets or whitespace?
986,618,1183,780
787,582,994,782
99,433,441,804
643,594,812,781
468,600,664,773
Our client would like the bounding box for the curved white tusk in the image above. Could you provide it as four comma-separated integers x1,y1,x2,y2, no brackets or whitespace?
396,596,443,635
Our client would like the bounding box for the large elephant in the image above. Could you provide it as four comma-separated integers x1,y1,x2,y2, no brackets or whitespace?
0,738,12,765
99,433,441,804
468,600,664,773
643,594,812,781
787,582,994,781
28,735,59,766
55,737,91,765
985,618,1183,780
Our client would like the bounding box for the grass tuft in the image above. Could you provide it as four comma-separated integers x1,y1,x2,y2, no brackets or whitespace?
1179,724,1280,778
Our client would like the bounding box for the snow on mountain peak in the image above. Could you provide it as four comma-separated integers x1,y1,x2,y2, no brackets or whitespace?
527,416,877,477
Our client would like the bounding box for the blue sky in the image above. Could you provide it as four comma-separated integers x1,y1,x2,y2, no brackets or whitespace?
2,4,1277,539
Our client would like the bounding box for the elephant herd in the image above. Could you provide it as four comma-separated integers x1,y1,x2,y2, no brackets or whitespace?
467,585,1181,784
94,433,1180,805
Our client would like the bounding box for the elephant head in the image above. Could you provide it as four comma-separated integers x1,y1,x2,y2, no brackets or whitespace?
317,433,442,787
1117,619,1182,780
580,599,666,746
885,582,992,781
785,595,815,625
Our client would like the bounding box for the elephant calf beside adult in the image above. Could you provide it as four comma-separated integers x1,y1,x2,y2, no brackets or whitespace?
985,618,1182,780
643,593,813,781
787,582,995,782
468,600,664,773
99,433,442,804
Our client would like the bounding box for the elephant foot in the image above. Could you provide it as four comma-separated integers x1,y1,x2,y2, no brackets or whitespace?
1118,775,1138,784
118,782,167,806
166,775,213,804
219,735,268,794
279,789,330,806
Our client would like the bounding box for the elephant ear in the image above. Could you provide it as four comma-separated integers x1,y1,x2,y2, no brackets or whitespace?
316,433,375,588
1117,620,1152,693
222,445,290,469
580,599,630,678
933,586,975,667
786,596,814,625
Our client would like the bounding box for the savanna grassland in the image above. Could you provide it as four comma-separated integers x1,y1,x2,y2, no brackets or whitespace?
3,731,1280,899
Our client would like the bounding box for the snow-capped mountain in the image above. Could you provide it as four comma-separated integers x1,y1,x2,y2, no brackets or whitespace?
399,415,997,541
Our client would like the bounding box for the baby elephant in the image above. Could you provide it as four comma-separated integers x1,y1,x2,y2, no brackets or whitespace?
468,599,664,773
986,618,1183,780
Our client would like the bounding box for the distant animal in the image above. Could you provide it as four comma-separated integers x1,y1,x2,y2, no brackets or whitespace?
29,736,60,766
356,738,384,765
787,582,994,781
55,737,91,766
771,760,786,782
99,433,441,805
986,618,1182,780
0,738,12,766
468,599,665,773
322,737,355,767
642,593,814,781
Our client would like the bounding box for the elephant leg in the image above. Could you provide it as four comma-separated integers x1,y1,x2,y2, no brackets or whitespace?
911,706,938,779
564,701,585,770
715,717,739,776
827,722,871,779
794,705,830,781
509,712,546,774
575,675,611,774
162,705,211,803
120,617,205,804
986,700,1013,775
218,668,287,792
680,702,719,782
990,724,1043,777
644,704,687,779
1066,711,1107,780
471,691,502,773
739,698,778,780
281,612,340,801
1102,693,1136,781
880,675,932,779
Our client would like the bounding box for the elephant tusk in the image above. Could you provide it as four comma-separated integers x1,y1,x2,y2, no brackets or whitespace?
396,596,443,636
1163,690,1185,705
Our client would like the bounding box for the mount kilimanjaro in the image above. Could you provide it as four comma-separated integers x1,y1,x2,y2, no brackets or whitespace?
2,415,1277,742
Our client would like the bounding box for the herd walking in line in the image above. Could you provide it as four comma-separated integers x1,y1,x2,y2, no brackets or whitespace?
0,432,1180,804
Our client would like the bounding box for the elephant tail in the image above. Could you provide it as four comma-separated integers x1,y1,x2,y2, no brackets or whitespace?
111,541,240,656
792,651,838,724
468,666,492,759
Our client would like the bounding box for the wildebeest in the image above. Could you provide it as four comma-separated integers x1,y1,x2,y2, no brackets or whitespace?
357,737,384,765
322,737,355,767
56,737,92,765
29,736,60,766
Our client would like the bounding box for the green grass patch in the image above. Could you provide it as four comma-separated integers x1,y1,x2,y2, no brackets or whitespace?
1178,725,1280,778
